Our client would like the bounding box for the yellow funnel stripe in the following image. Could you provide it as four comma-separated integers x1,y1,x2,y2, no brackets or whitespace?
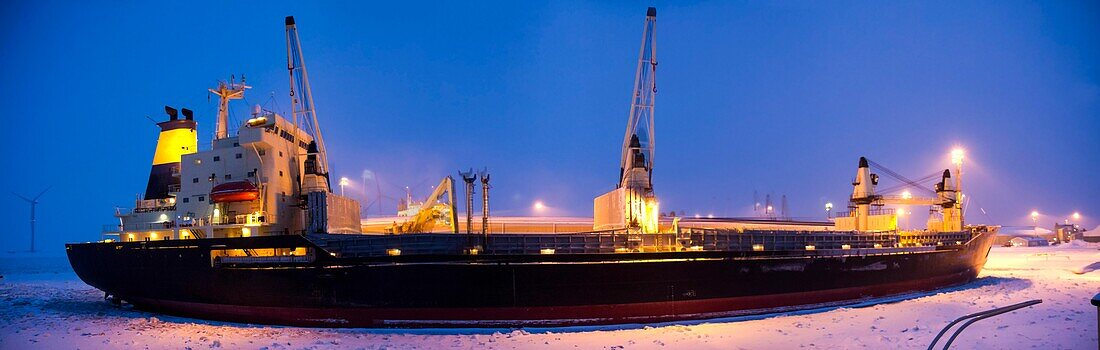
152,128,198,165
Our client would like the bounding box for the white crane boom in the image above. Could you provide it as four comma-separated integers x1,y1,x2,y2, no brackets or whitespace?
285,16,329,179
619,7,657,191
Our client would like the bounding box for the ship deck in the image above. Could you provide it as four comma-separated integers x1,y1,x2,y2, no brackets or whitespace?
307,227,981,258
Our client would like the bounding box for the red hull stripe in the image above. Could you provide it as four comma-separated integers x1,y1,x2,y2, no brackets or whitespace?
129,270,975,327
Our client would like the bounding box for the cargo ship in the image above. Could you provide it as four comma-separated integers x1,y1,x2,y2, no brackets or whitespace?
66,10,998,327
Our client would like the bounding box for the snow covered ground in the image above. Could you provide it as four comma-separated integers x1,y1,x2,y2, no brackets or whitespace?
1,245,1097,350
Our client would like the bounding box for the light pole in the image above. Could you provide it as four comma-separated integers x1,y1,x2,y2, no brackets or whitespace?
339,177,349,196
825,202,833,218
1030,210,1039,227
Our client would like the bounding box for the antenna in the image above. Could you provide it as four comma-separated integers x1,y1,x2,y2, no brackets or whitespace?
13,186,51,252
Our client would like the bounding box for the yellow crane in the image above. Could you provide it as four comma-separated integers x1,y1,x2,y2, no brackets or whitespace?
387,176,459,234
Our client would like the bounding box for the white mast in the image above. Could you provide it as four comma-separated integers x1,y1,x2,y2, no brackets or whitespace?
208,75,250,140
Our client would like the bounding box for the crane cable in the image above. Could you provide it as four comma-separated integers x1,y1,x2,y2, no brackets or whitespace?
878,171,941,194
866,159,938,196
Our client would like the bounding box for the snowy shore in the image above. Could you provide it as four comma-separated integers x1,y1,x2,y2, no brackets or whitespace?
1,245,1097,349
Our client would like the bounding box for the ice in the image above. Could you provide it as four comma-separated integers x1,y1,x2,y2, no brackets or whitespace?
1,245,1097,349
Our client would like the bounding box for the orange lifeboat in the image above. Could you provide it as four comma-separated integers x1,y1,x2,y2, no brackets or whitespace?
210,181,260,203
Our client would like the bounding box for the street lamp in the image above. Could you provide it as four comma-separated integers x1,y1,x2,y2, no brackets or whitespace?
1072,212,1081,221
901,191,912,200
825,202,833,217
1030,210,1039,225
533,201,545,213
339,177,350,196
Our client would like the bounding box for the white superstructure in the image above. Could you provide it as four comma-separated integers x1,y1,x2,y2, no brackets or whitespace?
104,16,360,242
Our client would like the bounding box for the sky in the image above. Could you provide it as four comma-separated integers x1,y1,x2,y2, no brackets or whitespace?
1,1,1097,253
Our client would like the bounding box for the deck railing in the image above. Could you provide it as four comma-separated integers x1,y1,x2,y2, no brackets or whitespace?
830,208,896,218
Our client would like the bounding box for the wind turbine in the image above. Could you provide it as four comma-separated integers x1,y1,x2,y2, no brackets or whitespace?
13,186,51,253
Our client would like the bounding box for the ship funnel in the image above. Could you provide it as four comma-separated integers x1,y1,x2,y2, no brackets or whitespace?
165,106,178,121
181,108,194,120
144,107,198,200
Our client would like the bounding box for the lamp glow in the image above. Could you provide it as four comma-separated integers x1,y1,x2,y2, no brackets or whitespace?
339,177,350,196
950,148,965,166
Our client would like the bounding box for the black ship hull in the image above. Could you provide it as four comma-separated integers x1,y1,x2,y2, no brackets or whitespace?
66,230,996,327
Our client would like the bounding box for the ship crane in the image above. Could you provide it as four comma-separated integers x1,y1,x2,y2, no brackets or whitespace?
839,152,965,232
388,176,460,234
594,7,659,234
620,7,658,193
285,16,330,192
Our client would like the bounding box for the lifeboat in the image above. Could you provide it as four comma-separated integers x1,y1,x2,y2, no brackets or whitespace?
210,181,260,203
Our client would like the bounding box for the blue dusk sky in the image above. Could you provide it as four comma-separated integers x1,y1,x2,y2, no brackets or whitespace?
1,1,1097,252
